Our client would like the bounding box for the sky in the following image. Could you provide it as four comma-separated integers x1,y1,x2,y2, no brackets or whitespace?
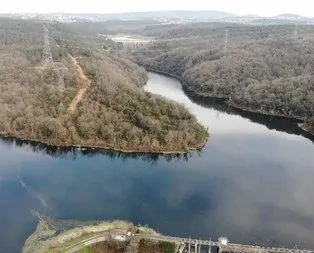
0,0,313,17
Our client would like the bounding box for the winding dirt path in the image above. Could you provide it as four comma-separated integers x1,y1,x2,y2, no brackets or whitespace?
68,55,91,113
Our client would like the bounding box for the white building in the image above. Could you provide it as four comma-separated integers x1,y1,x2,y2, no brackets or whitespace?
218,237,229,246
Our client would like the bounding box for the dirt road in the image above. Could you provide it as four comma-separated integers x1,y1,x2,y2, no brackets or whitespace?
68,55,91,113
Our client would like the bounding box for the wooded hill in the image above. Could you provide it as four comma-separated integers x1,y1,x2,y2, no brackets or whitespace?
0,19,208,153
123,23,314,134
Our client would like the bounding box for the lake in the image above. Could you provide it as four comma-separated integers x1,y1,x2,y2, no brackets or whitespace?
1,73,314,252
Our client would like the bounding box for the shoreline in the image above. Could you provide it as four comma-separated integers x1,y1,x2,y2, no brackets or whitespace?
0,132,208,155
298,123,312,134
185,87,314,137
147,68,314,138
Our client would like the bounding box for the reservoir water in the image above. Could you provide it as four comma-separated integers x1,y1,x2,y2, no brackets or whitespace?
1,73,314,252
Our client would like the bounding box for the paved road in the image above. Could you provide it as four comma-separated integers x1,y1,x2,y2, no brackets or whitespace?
66,234,110,253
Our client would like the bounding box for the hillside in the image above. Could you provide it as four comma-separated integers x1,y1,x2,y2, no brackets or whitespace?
122,23,314,135
0,19,208,153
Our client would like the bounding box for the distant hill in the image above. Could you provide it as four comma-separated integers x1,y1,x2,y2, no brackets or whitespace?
0,11,313,25
223,13,314,25
80,10,238,21
273,14,308,20
242,14,262,18
0,10,237,23
259,14,314,25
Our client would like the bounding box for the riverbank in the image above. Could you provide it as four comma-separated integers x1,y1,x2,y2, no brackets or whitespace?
0,131,208,155
298,123,313,135
145,68,314,138
185,86,314,137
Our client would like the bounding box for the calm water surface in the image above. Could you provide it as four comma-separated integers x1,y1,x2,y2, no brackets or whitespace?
1,73,314,252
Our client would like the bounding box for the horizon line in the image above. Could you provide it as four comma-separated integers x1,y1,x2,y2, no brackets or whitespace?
0,10,312,19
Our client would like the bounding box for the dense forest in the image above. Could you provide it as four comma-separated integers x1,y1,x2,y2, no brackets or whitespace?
0,18,208,153
122,23,314,134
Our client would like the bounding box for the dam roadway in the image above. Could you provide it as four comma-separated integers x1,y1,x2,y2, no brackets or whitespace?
65,233,314,253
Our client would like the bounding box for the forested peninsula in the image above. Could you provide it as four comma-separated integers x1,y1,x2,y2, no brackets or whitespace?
123,23,314,135
0,19,208,153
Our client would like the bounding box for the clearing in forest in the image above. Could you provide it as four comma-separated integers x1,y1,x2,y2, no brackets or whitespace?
68,54,91,113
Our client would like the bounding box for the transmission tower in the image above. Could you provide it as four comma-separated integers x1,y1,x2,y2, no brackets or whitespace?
42,26,53,63
224,29,229,55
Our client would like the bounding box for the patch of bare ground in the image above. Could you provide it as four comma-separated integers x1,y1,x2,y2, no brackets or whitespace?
138,239,176,253
89,240,129,253
68,55,91,113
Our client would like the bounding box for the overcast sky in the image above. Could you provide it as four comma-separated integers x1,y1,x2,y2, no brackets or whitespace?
0,0,313,17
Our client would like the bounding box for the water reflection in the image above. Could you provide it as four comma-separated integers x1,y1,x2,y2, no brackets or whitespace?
0,136,197,163
187,91,314,142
